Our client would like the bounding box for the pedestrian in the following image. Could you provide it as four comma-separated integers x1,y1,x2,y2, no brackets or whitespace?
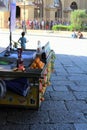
18,32,28,50
77,31,83,39
71,30,77,38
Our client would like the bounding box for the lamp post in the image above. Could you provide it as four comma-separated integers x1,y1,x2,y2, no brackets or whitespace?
23,0,26,32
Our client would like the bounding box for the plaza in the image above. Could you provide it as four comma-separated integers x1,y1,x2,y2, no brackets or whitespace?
0,30,87,129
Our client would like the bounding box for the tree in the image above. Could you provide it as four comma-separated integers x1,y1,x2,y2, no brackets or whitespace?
70,9,87,30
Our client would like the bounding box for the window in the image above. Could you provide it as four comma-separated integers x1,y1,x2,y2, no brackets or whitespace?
70,1,78,10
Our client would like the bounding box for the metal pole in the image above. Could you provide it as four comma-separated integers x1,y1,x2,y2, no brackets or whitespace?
42,0,43,18
23,0,26,32
57,8,58,21
24,0,25,24
9,9,12,51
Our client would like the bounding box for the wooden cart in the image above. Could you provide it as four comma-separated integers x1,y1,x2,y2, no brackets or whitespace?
0,43,55,109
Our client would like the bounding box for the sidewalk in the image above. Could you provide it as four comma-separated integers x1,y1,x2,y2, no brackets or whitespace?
0,30,87,130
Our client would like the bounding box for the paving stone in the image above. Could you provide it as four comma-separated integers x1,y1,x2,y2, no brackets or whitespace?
0,110,7,125
57,55,73,66
51,75,68,81
69,56,87,73
52,85,68,91
53,60,68,75
65,66,84,74
44,92,51,100
79,65,87,73
56,69,68,75
7,110,49,124
51,72,57,77
0,124,30,130
46,85,54,92
49,111,87,123
30,123,75,130
75,80,87,86
82,109,87,115
55,64,68,74
52,80,76,86
49,91,75,101
80,57,87,65
84,114,87,120
74,123,87,130
65,101,87,112
74,92,87,100
54,61,63,68
40,100,67,111
68,74,87,81
69,84,87,92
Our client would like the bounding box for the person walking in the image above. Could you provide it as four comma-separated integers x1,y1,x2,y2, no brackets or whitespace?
18,32,28,50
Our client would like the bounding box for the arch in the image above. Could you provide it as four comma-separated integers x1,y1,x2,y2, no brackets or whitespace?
54,0,62,20
70,1,78,10
54,0,61,7
16,6,20,18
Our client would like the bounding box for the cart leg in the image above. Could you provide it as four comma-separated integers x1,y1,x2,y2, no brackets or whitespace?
0,79,6,98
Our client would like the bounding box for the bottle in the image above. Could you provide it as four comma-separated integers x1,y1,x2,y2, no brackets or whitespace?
41,46,47,64
37,40,42,54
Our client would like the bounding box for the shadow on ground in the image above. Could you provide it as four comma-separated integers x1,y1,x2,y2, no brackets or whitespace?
0,54,87,130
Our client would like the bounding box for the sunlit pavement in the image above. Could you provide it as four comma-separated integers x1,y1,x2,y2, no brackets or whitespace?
0,29,87,130
0,29,87,56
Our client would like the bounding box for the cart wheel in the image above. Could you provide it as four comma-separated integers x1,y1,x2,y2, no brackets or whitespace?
0,79,6,98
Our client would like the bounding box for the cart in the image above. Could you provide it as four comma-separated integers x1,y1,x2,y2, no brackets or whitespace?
0,42,55,110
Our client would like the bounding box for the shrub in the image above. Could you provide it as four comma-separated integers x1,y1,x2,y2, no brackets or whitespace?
52,24,71,31
70,9,87,31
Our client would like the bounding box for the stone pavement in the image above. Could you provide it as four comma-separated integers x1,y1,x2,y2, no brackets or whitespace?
0,54,87,130
0,30,87,130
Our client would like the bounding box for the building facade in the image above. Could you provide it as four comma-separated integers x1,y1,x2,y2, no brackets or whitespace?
0,0,87,28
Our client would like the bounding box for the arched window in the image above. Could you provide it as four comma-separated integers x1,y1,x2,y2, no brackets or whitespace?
34,0,43,19
54,0,60,7
54,0,62,19
70,1,78,10
16,6,20,18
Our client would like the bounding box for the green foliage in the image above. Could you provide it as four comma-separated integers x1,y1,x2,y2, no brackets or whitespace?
52,10,87,31
70,9,87,30
52,24,71,31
